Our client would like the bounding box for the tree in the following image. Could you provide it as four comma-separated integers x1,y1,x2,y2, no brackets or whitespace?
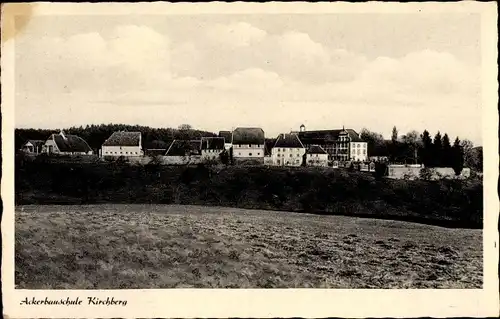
401,130,421,164
451,137,464,175
219,149,230,165
178,124,193,131
442,133,452,167
391,126,398,143
420,130,433,167
460,139,475,168
433,131,443,167
360,128,386,157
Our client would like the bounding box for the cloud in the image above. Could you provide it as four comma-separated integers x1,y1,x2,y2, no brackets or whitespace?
16,24,171,93
205,22,267,47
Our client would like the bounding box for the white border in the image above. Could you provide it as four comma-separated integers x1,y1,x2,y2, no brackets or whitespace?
2,2,499,318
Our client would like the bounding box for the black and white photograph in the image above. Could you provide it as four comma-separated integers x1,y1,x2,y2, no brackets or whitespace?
2,2,498,318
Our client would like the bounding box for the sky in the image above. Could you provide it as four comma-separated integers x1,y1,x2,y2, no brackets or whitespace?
14,11,483,145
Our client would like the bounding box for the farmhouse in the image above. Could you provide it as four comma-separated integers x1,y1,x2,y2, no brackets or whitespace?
272,133,305,167
201,137,225,161
21,140,45,154
232,127,265,163
101,131,143,157
306,145,329,167
218,131,233,150
297,125,368,162
43,131,93,155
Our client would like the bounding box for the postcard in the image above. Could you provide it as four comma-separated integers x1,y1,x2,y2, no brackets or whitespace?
2,1,499,318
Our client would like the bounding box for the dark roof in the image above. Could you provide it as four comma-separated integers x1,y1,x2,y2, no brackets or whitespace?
298,128,364,144
307,145,328,155
232,127,265,145
102,131,141,147
166,140,201,156
274,133,304,148
218,131,232,143
145,139,169,150
51,134,93,153
201,137,225,150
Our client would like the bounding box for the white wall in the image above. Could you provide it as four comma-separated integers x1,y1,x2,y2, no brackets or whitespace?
271,147,305,166
232,144,265,158
44,138,59,154
201,149,223,161
101,145,143,157
350,142,368,161
306,153,328,167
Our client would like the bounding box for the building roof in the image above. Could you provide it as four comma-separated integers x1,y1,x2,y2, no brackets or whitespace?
274,133,305,148
298,128,364,143
24,140,45,148
232,127,265,145
50,133,93,153
165,140,202,156
201,137,225,150
145,139,169,150
218,131,232,143
102,131,141,147
307,145,328,155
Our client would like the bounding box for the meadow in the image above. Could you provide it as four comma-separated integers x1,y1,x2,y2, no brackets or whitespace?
15,204,482,289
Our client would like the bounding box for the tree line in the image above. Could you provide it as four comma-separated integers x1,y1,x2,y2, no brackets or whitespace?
15,124,217,152
360,126,482,172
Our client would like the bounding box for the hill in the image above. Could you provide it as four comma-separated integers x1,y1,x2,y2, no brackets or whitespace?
15,160,483,228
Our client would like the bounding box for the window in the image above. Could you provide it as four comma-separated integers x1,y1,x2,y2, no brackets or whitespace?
125,152,128,154
290,154,292,157
277,160,280,165
363,150,366,155
249,144,252,147
238,152,241,155
277,148,280,152
249,153,252,156
257,153,260,156
316,154,318,157
297,154,300,157
357,149,360,155
277,154,280,158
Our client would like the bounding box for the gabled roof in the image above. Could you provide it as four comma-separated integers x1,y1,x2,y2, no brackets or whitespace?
298,128,365,143
274,133,305,148
102,131,141,147
50,133,93,153
24,140,45,148
307,145,328,155
166,140,201,156
232,127,265,145
201,137,225,150
218,131,232,143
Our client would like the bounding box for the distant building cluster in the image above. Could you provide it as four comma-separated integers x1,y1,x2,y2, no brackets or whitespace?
20,124,369,167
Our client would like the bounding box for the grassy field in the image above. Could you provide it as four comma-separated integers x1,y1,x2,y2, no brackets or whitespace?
15,204,482,289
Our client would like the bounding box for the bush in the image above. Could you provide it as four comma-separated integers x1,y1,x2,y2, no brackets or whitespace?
374,162,388,180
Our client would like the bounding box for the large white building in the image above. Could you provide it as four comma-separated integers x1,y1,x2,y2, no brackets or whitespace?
297,125,368,162
231,127,265,162
101,131,143,157
271,133,305,166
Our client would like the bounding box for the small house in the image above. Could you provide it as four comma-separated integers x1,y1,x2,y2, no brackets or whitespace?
232,127,265,163
44,131,93,155
201,137,225,161
21,140,45,154
271,133,305,167
101,131,143,157
306,145,328,167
